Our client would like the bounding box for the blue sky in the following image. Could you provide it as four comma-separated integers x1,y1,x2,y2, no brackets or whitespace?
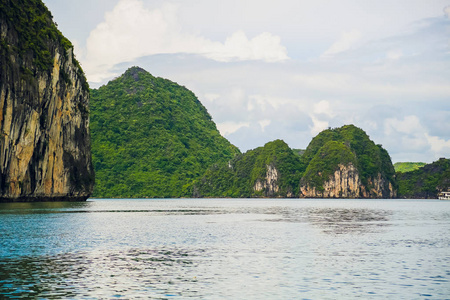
43,0,450,162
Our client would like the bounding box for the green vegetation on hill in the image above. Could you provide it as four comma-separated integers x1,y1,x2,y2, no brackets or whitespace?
394,162,426,173
301,141,357,192
90,67,239,198
0,0,84,79
300,125,396,194
195,140,305,198
292,149,305,157
397,158,450,198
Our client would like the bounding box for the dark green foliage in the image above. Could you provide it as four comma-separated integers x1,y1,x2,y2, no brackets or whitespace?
90,67,240,198
394,162,426,173
1,0,71,70
301,125,397,192
0,0,88,90
195,139,305,197
397,158,450,198
292,149,305,157
301,141,357,192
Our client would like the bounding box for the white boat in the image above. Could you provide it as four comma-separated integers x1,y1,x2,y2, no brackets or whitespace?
438,191,450,200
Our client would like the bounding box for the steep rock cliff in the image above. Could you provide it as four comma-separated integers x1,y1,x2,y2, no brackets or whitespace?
301,163,361,198
299,125,397,198
0,0,94,201
253,164,281,197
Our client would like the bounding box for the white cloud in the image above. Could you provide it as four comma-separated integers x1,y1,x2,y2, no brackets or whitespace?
294,73,352,91
258,119,272,132
313,100,334,117
307,100,334,136
248,95,273,112
321,30,362,57
426,134,450,155
384,115,422,135
82,0,288,82
444,6,450,18
204,31,288,63
383,116,450,161
293,71,450,100
386,49,403,60
309,115,329,136
203,93,221,103
217,121,250,136
72,0,450,162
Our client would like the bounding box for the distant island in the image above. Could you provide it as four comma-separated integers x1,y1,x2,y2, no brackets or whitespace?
90,67,449,199
90,67,238,198
397,158,450,199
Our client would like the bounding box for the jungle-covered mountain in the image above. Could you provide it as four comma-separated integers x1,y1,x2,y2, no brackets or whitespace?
194,139,305,198
299,125,397,198
394,162,426,173
397,158,450,198
195,125,398,199
90,67,239,198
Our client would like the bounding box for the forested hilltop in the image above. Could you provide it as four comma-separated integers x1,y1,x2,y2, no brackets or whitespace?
194,140,305,198
195,125,398,198
394,162,426,173
89,66,446,199
90,67,239,198
299,125,397,198
397,158,450,198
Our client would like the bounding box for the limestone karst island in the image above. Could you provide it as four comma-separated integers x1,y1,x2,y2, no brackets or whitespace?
0,0,94,202
0,1,448,202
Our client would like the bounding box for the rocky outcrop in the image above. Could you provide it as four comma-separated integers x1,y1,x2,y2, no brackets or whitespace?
300,163,360,198
0,1,94,202
299,125,398,198
253,164,280,197
300,163,397,198
360,173,397,198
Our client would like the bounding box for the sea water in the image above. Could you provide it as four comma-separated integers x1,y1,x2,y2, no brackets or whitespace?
0,199,449,299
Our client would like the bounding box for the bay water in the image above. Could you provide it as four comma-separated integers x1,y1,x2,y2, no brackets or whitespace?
0,199,449,299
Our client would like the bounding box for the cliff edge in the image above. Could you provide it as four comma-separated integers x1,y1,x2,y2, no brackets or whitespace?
0,0,94,202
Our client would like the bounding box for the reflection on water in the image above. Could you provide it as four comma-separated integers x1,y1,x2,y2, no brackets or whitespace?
0,248,201,299
0,201,93,214
262,205,392,234
307,207,392,234
0,199,449,299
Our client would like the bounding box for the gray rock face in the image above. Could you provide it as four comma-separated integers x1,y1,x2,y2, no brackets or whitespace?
253,164,281,197
0,2,94,202
300,163,361,198
299,163,397,198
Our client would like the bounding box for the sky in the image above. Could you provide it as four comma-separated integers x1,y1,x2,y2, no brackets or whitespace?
43,0,450,163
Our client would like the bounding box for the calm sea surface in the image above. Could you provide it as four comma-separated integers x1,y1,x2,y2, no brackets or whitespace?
0,199,449,299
